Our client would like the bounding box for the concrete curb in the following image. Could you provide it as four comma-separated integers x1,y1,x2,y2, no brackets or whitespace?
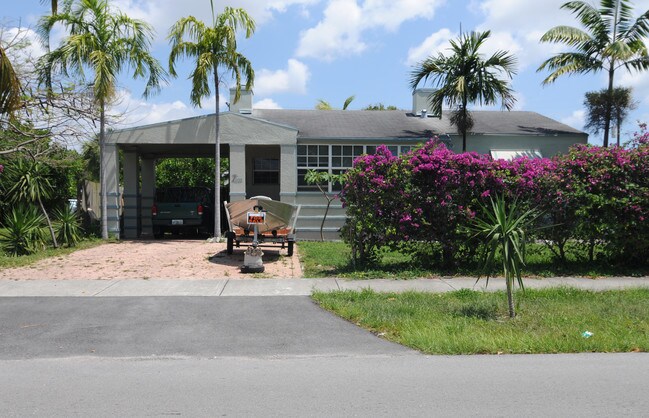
0,277,647,297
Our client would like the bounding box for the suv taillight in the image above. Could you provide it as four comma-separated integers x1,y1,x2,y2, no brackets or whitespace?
197,204,204,216
151,204,157,216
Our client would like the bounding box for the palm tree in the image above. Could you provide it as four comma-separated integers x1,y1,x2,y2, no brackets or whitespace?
37,0,166,239
410,31,517,153
315,95,355,110
168,2,255,240
538,0,649,147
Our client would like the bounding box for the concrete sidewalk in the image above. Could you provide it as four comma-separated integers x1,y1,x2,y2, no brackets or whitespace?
0,276,647,296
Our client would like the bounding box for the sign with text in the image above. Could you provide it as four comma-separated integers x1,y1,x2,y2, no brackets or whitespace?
247,211,266,224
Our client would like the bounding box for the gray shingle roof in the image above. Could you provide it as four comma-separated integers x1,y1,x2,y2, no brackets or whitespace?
252,109,585,139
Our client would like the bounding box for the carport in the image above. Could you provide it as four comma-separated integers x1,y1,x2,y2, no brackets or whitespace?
105,89,299,239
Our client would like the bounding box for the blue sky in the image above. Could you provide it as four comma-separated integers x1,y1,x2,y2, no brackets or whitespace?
4,0,649,145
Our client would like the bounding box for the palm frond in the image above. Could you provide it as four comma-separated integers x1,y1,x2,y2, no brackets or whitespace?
342,95,355,110
0,44,22,116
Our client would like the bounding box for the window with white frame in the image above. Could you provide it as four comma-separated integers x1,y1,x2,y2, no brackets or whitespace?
253,158,280,184
297,144,415,192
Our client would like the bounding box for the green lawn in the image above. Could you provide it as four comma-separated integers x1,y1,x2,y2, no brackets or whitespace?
298,241,649,279
0,238,105,269
312,288,649,354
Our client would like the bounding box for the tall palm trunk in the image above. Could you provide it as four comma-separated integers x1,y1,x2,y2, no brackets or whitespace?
461,95,468,152
603,68,614,147
100,100,108,239
603,3,620,148
213,69,221,240
461,107,468,152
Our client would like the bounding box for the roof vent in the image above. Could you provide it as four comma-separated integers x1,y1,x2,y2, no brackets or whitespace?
420,109,427,118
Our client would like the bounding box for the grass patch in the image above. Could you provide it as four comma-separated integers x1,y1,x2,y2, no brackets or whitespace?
298,241,431,279
298,241,649,279
0,238,106,269
312,288,649,354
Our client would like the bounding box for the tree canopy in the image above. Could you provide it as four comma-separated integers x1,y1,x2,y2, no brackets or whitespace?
38,0,166,239
538,0,649,146
168,3,255,239
410,30,517,152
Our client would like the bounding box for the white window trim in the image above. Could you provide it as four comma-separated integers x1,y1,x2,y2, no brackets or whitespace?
297,144,413,192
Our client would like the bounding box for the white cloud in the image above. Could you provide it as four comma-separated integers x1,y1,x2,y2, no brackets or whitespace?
296,0,365,61
475,0,649,69
254,98,283,109
111,0,319,43
619,70,649,107
407,28,524,68
406,28,454,65
1,27,47,65
561,109,585,130
110,90,229,128
255,59,310,95
297,0,445,61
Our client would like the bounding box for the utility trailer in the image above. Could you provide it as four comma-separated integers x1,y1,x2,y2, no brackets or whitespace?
223,197,301,256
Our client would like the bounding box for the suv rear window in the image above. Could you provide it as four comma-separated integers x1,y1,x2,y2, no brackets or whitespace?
155,187,212,204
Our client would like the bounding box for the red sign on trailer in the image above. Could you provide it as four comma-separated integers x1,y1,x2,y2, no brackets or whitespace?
247,212,266,224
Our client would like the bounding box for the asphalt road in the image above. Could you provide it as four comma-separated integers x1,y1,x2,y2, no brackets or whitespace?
1,296,648,417
0,296,410,359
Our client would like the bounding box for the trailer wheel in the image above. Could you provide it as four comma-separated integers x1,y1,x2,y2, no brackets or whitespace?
227,235,234,255
287,240,294,257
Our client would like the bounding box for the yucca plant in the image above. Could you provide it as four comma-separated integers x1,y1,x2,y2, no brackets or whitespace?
469,195,541,318
0,205,47,256
53,205,82,247
4,158,58,248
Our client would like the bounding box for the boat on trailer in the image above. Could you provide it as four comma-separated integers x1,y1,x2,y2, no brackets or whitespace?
223,196,301,256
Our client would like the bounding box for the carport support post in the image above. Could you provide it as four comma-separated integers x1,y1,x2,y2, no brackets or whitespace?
104,143,121,238
280,144,297,205
122,152,139,239
229,144,246,202
140,158,156,238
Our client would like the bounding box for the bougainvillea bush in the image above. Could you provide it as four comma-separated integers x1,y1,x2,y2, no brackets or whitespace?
341,137,648,268
550,144,649,262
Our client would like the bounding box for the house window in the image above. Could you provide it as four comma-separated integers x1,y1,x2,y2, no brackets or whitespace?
297,144,415,192
253,158,279,184
332,145,364,168
297,145,328,191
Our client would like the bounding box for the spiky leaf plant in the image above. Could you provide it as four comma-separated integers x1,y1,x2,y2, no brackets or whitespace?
0,205,47,256
53,205,82,247
469,195,541,317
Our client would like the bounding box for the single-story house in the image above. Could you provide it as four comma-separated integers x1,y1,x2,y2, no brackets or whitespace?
105,88,587,240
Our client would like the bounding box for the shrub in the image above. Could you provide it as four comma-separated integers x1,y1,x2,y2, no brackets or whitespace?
340,136,649,270
53,206,83,247
0,205,47,256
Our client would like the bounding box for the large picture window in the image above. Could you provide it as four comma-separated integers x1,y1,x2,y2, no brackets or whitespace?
297,144,413,192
